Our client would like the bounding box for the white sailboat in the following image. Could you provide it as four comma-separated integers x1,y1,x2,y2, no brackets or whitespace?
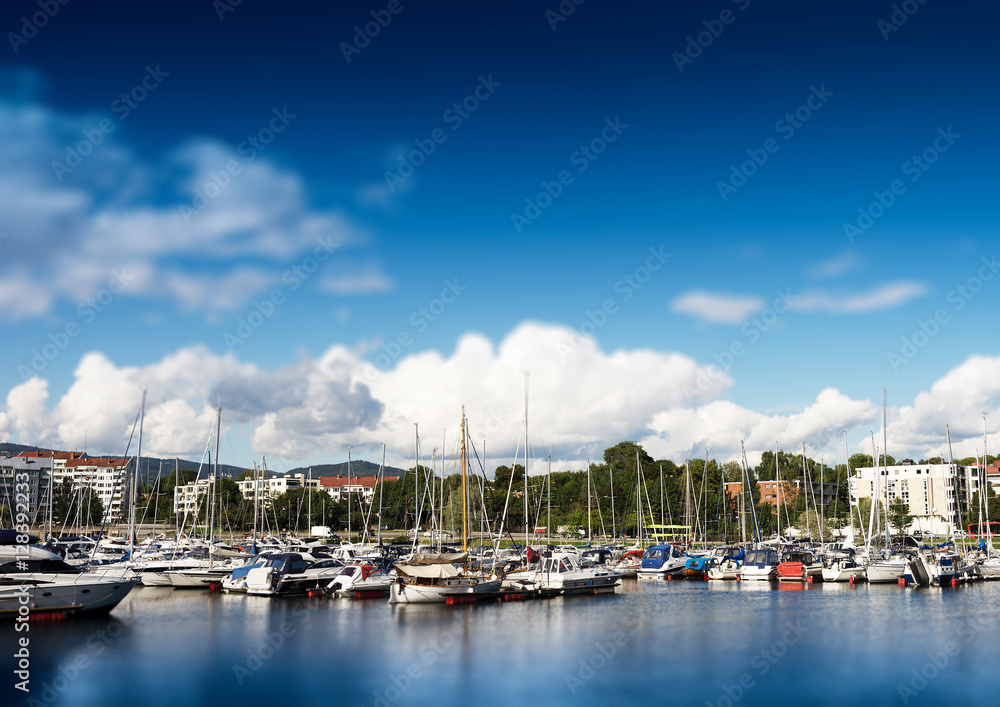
389,408,502,604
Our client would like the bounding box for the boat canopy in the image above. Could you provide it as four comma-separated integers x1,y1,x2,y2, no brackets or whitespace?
395,562,462,579
409,551,468,565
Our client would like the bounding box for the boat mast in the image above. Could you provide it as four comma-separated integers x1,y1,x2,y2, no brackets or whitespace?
659,464,664,539
610,464,616,541
210,403,220,566
802,442,810,542
523,374,529,552
547,454,551,547
984,414,990,541
378,443,386,547
461,408,468,552
587,460,592,544
775,441,781,539
882,389,890,552
685,461,692,545
636,451,642,547
347,446,353,542
130,390,146,555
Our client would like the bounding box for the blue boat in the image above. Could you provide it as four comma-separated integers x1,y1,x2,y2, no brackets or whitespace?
637,543,687,579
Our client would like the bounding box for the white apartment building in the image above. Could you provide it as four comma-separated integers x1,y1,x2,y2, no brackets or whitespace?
173,477,213,516
850,463,975,535
54,457,129,522
235,473,319,502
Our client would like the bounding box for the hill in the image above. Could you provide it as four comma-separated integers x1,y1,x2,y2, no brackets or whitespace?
1,443,400,484
285,460,405,479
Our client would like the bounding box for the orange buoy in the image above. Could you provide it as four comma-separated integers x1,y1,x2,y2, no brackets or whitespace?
898,577,906,587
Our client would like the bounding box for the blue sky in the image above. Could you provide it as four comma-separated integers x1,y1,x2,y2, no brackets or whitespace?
1,0,998,472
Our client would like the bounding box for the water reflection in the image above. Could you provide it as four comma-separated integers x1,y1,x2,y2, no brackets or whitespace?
5,580,1000,706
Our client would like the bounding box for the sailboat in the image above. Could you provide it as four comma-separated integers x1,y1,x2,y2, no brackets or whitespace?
865,391,909,584
389,408,502,604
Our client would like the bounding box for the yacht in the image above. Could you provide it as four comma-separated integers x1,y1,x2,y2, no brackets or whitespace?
245,553,346,596
739,547,780,581
636,543,687,579
503,549,621,595
0,540,137,617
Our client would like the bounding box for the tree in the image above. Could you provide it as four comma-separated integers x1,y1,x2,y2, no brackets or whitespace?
494,464,524,491
887,497,913,534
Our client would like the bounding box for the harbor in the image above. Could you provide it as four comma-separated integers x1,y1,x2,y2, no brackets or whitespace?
14,569,1000,707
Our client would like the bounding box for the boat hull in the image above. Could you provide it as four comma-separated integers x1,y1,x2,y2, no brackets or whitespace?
389,577,503,604
0,576,137,616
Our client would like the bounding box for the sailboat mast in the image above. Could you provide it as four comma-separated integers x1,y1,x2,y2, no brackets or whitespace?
547,454,551,546
587,460,592,544
775,442,781,539
610,465,616,541
523,375,529,551
461,408,468,552
636,451,641,547
347,447,353,541
801,442,809,541
130,390,146,554
378,443,386,547
659,464,664,537
210,403,220,565
882,389,890,550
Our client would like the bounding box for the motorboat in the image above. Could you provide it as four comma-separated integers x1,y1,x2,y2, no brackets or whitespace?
245,553,346,596
503,549,620,595
776,547,824,583
327,563,394,597
0,537,137,617
707,547,744,580
637,543,687,579
739,547,780,581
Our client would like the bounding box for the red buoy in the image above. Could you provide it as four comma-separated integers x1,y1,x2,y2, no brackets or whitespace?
898,577,906,587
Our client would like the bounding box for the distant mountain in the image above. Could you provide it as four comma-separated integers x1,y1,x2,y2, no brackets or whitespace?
285,460,405,479
2,443,401,484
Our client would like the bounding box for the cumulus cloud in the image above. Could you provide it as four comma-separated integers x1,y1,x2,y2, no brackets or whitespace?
4,324,1000,473
671,291,765,325
0,91,388,321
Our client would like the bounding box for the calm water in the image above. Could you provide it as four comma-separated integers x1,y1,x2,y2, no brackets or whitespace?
5,579,1000,706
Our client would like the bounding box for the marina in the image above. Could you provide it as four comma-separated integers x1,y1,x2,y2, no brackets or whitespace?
10,569,1000,706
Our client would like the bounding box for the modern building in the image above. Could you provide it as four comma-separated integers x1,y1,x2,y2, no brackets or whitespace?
55,457,130,522
173,477,213,517
319,475,387,503
1,455,53,524
235,472,320,502
850,462,973,534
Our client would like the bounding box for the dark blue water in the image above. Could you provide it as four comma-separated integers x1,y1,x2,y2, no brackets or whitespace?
5,580,1000,706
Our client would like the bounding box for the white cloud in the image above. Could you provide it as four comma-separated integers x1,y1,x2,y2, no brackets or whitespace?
806,251,862,279
6,325,1000,473
791,281,927,314
0,95,388,321
320,269,394,295
671,291,765,325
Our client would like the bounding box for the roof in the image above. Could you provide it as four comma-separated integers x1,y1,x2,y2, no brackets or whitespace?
16,451,84,460
319,475,385,489
64,457,128,469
